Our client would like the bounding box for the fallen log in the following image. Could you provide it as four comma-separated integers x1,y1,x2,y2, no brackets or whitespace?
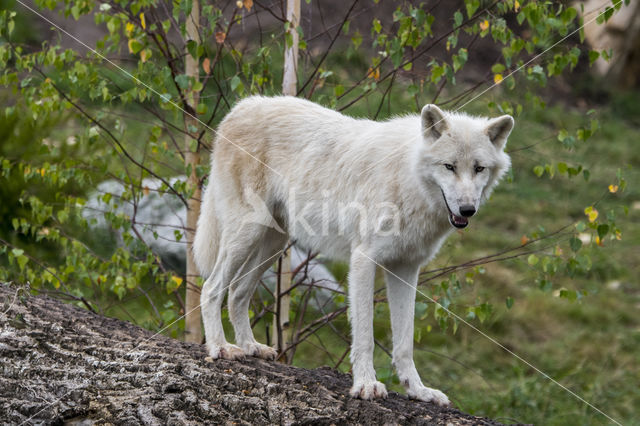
0,283,502,425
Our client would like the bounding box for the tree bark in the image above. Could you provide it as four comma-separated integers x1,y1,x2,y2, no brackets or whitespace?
183,0,203,344
0,284,505,425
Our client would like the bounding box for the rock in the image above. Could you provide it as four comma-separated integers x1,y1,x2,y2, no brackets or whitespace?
0,283,503,425
83,177,340,293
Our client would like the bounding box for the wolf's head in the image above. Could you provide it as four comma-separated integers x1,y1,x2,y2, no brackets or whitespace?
415,104,513,229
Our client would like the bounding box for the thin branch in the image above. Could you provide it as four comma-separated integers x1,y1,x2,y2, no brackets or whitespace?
32,66,189,207
297,0,359,97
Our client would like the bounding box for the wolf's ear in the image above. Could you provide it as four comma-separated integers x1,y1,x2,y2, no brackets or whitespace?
486,115,514,150
421,104,448,140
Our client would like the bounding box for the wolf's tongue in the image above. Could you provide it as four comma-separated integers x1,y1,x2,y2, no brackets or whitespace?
449,213,469,228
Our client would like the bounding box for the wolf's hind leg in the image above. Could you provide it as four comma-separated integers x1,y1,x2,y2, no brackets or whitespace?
201,224,266,360
385,264,450,406
228,228,286,360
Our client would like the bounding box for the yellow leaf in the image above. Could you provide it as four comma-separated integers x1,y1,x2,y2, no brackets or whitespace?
480,20,490,31
595,236,603,246
143,186,150,196
236,0,243,8
615,230,622,240
243,0,253,10
202,57,211,74
494,73,503,84
514,0,520,11
140,49,149,63
367,67,380,80
128,39,135,54
520,235,529,245
171,276,183,287
126,22,134,36
139,12,146,30
554,245,563,256
39,168,45,176
584,206,598,223
608,184,618,193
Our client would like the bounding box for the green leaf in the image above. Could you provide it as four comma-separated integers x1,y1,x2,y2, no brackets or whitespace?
559,289,577,301
175,74,190,90
189,138,198,152
128,39,143,54
192,80,203,92
16,254,28,271
452,48,468,72
454,11,463,27
539,279,552,292
186,40,200,59
597,224,609,239
126,276,137,289
430,63,445,84
569,237,582,252
57,209,68,224
557,162,568,174
505,297,514,309
465,0,480,18
372,18,382,34
230,75,244,93
351,30,362,49
528,254,539,265
533,165,544,177
491,63,505,74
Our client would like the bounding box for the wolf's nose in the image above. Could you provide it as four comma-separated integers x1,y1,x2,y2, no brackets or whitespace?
459,205,476,217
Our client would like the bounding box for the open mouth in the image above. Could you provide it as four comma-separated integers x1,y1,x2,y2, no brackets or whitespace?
440,189,468,229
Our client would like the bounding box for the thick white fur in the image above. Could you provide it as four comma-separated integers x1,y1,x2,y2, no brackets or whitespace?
194,96,513,406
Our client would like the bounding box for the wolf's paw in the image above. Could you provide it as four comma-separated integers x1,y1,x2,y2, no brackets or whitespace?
350,380,388,400
408,385,450,406
242,342,277,360
207,343,245,360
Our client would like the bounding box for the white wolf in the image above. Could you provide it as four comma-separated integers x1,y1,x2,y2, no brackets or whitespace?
194,96,513,406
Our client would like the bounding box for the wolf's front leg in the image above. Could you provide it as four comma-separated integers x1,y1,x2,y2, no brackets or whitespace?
385,264,450,406
348,248,387,399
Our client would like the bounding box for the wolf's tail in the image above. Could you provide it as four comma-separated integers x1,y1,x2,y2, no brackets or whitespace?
193,183,219,278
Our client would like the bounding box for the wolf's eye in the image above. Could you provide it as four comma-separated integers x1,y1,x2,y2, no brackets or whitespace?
444,164,455,171
475,166,485,173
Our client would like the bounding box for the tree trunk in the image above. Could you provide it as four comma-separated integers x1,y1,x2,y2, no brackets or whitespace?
0,284,503,425
274,0,301,363
184,0,203,344
282,0,300,96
